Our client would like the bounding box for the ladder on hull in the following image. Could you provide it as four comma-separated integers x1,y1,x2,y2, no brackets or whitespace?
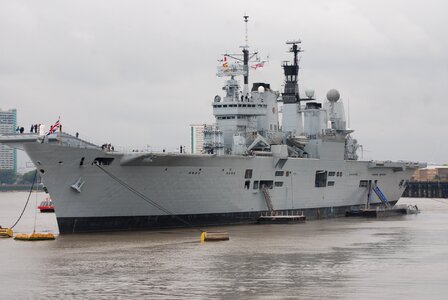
258,187,306,223
262,187,274,212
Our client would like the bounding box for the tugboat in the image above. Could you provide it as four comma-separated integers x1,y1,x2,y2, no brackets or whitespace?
38,198,55,213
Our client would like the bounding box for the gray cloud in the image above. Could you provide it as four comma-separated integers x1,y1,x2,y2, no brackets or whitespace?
1,0,447,169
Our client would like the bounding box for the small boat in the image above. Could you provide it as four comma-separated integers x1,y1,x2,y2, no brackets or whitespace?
38,198,55,213
346,204,420,218
406,204,420,214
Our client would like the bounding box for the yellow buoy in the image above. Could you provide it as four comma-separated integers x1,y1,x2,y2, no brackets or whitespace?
0,227,13,238
200,231,229,242
14,232,55,241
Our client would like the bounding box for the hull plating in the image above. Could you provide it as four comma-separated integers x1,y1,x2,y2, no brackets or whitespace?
21,142,411,233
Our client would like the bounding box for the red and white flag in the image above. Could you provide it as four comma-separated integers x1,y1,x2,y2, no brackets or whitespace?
48,118,61,134
251,62,264,70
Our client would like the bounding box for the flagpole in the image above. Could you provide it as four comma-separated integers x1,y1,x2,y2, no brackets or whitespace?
58,116,62,144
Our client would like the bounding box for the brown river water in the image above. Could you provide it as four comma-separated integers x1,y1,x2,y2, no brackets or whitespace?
1,192,448,299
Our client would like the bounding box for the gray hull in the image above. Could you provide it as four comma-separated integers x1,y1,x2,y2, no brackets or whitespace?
19,140,414,233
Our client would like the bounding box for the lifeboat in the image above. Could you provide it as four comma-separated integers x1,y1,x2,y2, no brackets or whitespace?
38,198,55,213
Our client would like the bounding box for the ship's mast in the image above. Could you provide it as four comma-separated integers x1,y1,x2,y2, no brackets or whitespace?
218,15,259,96
281,40,303,104
242,15,249,95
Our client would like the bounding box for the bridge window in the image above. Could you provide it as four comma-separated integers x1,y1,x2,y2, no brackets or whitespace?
328,171,335,176
328,181,335,186
245,169,253,179
315,170,327,187
274,182,283,187
275,171,284,176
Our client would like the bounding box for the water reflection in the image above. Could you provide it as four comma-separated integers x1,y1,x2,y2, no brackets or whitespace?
1,194,448,299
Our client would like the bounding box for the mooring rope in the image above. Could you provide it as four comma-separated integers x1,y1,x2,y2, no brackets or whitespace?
94,163,201,231
33,180,39,233
10,170,38,229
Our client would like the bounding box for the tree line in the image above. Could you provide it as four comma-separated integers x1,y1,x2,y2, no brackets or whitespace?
0,170,38,185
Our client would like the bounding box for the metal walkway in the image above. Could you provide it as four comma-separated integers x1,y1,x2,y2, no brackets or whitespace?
372,185,390,207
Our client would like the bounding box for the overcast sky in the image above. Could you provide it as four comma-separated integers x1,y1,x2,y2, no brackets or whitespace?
1,0,447,171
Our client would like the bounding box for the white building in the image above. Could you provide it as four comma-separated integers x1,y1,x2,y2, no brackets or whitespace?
190,124,207,154
0,108,17,171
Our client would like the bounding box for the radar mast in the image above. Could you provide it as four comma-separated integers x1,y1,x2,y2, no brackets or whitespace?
281,40,303,104
216,15,260,96
242,14,250,95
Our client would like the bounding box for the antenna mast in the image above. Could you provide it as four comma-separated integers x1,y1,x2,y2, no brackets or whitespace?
242,14,250,95
281,40,303,104
216,15,259,96
244,15,249,47
347,97,351,129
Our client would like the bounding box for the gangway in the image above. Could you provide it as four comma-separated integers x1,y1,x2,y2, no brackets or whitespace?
346,182,419,217
258,187,306,223
261,187,274,212
372,185,391,208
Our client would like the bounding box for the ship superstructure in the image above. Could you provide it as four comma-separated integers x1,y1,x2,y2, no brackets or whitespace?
0,17,424,233
209,32,357,163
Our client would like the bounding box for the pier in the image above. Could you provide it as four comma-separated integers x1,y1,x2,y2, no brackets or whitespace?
403,181,448,198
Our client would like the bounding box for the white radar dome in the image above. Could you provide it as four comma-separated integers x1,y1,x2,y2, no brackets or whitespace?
326,89,340,102
305,89,315,99
258,86,265,93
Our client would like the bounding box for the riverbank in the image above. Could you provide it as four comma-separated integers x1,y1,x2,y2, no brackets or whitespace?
0,184,44,192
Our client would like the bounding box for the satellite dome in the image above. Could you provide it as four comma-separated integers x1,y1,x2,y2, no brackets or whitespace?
305,89,315,99
214,95,221,102
258,86,265,93
326,89,340,102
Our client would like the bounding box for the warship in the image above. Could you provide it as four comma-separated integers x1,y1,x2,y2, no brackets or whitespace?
0,17,425,233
